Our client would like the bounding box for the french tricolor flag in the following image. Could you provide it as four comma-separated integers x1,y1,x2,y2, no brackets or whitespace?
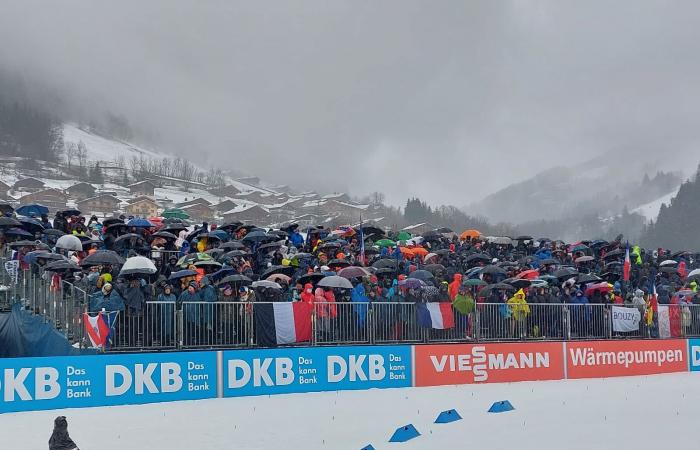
417,302,455,329
255,302,312,346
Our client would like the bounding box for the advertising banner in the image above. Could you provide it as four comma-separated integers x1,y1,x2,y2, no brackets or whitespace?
566,339,687,379
687,339,700,372
611,306,641,332
222,345,411,397
0,351,217,414
413,342,565,387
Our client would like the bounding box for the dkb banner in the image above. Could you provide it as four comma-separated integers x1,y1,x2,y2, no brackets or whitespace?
222,345,412,397
0,351,217,414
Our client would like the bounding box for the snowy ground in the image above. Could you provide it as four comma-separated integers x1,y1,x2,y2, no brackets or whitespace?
632,187,680,222
1,373,698,450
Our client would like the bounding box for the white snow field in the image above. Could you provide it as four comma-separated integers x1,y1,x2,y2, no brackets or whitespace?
1,372,698,450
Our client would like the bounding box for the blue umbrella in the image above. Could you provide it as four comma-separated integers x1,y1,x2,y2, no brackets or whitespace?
211,267,236,281
169,269,198,281
127,218,154,228
15,204,49,217
18,217,45,233
208,229,230,242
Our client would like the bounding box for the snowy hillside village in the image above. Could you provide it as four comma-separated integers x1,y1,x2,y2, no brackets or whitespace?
0,124,393,229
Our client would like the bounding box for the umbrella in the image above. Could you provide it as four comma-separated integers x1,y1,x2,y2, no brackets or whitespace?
210,267,236,280
398,278,426,289
105,223,129,235
34,252,67,264
0,217,21,228
585,282,612,297
152,231,178,240
222,250,251,259
279,223,298,233
127,218,154,228
15,204,49,217
317,275,354,289
577,273,602,284
375,238,396,248
687,269,700,280
338,266,371,279
659,266,678,274
463,278,487,287
204,248,225,259
267,273,292,284
242,230,272,243
161,208,190,220
9,239,40,248
603,248,625,259
193,260,223,269
554,267,579,279
169,269,198,280
220,241,247,251
516,269,539,280
120,256,157,275
44,259,81,272
80,250,124,267
328,259,351,269
408,269,434,281
59,209,81,218
0,202,14,215
480,265,507,276
55,234,83,251
575,256,595,263
257,241,283,252
539,258,560,265
424,264,446,275
360,226,384,236
396,231,412,241
464,253,491,264
460,229,481,240
18,217,45,233
42,229,65,236
260,265,295,279
217,274,253,286
161,224,189,234
113,233,145,247
490,236,513,246
251,280,282,290
297,273,325,286
452,295,475,314
208,229,231,241
659,259,678,267
102,217,124,228
504,278,531,289
516,235,534,241
317,242,341,251
478,283,516,297
538,275,559,284
374,267,397,276
372,259,400,270
185,228,205,242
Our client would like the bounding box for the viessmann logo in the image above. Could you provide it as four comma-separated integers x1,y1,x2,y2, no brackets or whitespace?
428,346,551,382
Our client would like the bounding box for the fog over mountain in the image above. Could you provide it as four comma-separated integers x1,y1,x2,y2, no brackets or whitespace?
1,0,698,211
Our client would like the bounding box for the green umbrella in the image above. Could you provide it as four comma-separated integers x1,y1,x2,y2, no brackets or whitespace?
162,208,190,220
396,231,412,241
463,278,487,287
177,252,212,268
375,238,397,248
452,295,475,314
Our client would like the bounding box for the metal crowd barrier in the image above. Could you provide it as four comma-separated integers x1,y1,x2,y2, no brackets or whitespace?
181,301,251,349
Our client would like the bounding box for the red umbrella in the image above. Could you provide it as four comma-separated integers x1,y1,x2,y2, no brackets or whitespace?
516,269,539,280
585,282,612,297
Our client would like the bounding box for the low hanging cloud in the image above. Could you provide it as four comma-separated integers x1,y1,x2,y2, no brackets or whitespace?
0,0,697,206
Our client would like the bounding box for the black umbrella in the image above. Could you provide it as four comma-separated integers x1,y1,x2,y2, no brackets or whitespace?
360,225,384,236
0,217,21,228
161,225,188,234
220,241,246,251
102,217,124,228
5,228,34,238
464,253,491,264
169,269,198,280
80,250,125,267
424,264,446,275
317,242,341,251
257,241,283,252
279,223,299,233
577,273,602,284
45,259,81,272
372,259,400,269
9,239,40,248
0,203,14,215
241,230,270,243
217,274,253,286
480,265,507,276
185,228,205,242
328,259,351,269
659,266,678,274
374,267,397,276
260,265,295,279
18,217,44,234
105,223,129,235
554,267,579,279
539,258,560,265
408,269,434,281
113,233,145,247
603,248,625,259
152,231,178,240
516,235,534,241
297,273,325,286
193,260,223,269
205,248,225,259
34,253,68,264
219,221,244,232
504,278,531,289
222,250,251,259
42,229,66,236
478,283,516,297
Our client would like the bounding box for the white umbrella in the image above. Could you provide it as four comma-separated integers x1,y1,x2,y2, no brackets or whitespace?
687,268,700,279
424,252,439,263
251,280,282,289
318,275,353,289
659,259,678,267
55,234,83,251
119,256,157,276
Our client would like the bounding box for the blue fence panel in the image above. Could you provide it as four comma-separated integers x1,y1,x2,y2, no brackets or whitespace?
222,345,412,397
0,351,217,413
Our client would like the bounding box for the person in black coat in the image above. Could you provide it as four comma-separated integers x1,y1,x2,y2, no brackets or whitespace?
49,416,78,450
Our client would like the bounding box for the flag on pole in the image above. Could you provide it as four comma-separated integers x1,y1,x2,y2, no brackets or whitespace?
359,216,365,265
623,246,631,282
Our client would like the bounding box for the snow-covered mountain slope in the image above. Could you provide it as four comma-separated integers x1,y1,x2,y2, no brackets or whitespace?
632,186,681,222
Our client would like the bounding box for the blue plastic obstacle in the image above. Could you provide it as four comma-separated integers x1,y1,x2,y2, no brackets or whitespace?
389,424,421,442
435,409,463,424
360,445,376,450
488,400,515,413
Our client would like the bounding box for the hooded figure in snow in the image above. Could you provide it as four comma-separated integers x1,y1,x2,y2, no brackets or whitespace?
49,416,79,450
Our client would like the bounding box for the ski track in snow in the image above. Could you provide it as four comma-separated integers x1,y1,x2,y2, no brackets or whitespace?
1,372,698,450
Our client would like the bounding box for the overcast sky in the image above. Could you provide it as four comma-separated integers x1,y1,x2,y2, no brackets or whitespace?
1,0,698,206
